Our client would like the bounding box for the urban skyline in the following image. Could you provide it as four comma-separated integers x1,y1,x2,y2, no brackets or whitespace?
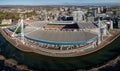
0,0,120,5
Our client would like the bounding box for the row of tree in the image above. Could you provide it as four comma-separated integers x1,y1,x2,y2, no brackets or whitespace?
0,12,19,24
0,11,37,24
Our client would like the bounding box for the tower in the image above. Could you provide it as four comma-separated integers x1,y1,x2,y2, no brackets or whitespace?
21,19,25,44
11,19,25,44
110,21,113,29
98,19,101,44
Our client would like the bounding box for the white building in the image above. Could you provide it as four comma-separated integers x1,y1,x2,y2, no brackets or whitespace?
1,19,12,25
97,7,101,13
73,11,85,22
105,20,113,30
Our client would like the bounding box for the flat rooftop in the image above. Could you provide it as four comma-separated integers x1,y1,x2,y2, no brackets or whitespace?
24,29,97,43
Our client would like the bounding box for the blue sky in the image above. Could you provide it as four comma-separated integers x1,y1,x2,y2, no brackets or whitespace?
0,0,120,5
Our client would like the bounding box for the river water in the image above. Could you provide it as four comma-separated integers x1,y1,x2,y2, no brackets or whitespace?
0,34,120,71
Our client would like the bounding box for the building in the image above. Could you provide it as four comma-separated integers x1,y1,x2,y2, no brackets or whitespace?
86,16,94,22
1,19,12,25
73,11,85,22
113,10,120,17
118,19,120,28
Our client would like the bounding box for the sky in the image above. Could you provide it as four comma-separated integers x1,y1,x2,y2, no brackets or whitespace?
0,0,120,5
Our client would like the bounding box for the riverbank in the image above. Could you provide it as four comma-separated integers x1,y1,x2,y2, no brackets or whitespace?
0,55,32,71
77,55,120,71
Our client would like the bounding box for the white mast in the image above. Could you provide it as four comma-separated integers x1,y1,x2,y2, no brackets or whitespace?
11,22,20,37
98,18,101,37
21,19,25,44
11,18,25,44
98,18,101,44
45,11,48,22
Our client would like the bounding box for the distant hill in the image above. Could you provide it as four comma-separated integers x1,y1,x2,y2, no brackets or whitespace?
0,3,120,8
62,2,120,6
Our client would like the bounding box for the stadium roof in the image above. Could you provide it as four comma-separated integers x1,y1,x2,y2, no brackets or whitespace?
24,29,98,45
48,21,74,25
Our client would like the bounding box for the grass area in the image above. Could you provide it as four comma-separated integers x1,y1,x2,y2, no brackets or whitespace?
9,25,26,34
0,24,10,27
9,27,21,34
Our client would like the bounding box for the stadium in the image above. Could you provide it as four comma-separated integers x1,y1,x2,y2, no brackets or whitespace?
23,20,99,50
1,19,101,57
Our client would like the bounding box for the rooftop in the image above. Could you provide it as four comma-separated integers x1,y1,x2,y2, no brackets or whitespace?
24,29,97,44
